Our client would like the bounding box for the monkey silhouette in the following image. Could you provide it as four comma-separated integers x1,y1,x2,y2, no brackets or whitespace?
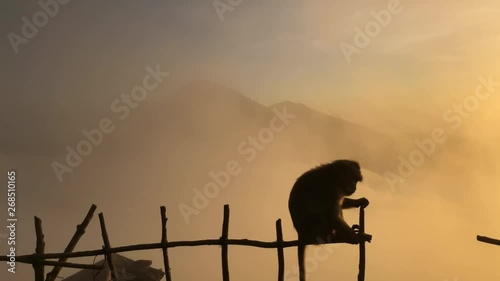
288,159,370,281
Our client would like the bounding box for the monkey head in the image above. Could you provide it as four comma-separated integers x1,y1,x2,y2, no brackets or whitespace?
331,160,363,196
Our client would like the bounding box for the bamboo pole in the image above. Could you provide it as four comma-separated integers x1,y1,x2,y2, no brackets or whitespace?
160,206,173,281
275,219,284,281
221,205,230,281
98,213,117,281
33,217,45,281
46,204,97,281
477,235,500,246
357,207,366,281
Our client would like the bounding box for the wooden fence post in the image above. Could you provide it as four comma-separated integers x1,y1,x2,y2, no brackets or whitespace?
221,205,230,281
98,213,117,281
276,219,284,281
357,206,366,281
160,206,173,281
33,217,45,281
46,204,97,281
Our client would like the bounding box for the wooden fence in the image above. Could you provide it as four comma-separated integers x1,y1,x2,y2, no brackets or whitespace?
477,235,500,246
0,204,371,281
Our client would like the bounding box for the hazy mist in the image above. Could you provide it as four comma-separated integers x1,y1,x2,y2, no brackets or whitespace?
1,1,500,281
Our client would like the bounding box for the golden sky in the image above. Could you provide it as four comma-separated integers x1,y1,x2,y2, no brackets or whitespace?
1,1,500,281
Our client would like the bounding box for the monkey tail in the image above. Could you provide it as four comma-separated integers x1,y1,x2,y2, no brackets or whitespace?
298,244,306,281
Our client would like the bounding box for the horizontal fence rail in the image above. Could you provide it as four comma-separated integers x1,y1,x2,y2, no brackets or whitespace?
477,235,500,246
0,236,359,263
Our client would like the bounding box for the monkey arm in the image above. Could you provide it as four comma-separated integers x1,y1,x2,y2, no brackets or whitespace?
341,198,358,209
342,197,369,209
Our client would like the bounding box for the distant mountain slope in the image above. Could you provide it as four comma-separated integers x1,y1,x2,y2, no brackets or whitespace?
104,80,401,174
269,101,400,174
5,80,403,181
53,80,401,205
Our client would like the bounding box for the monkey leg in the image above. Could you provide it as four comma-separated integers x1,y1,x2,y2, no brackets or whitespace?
361,233,372,242
297,216,334,245
331,219,360,244
351,225,372,242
